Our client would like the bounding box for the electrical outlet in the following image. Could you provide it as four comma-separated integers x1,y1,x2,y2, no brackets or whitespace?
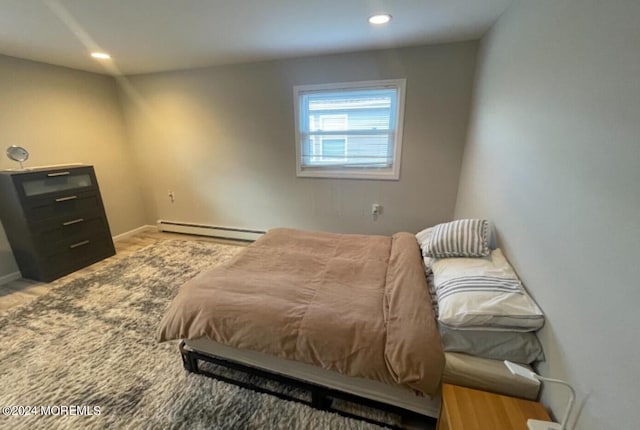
168,190,175,203
371,204,382,221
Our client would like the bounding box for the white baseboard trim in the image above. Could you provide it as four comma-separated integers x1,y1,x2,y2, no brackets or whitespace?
157,220,264,242
112,225,157,242
0,271,21,286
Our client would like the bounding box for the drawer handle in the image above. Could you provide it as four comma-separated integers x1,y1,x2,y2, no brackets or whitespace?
62,218,85,226
47,171,71,177
69,240,90,249
55,195,78,202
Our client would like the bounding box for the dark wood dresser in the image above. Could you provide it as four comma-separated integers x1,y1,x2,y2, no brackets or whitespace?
0,165,115,282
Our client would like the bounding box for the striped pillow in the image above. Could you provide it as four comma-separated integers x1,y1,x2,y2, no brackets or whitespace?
425,219,490,258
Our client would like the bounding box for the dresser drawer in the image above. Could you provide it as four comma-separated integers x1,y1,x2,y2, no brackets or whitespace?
30,207,103,232
25,192,102,221
40,235,115,280
33,217,110,253
13,167,96,199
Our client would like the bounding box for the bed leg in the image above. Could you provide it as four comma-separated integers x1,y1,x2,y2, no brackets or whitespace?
179,341,199,374
311,389,333,410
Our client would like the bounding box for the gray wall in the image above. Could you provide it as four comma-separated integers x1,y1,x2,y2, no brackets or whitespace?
120,43,478,235
455,1,640,428
0,55,148,278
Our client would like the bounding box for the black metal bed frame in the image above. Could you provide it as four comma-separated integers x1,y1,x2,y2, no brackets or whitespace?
179,341,436,429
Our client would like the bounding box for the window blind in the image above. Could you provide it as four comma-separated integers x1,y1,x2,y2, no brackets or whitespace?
299,88,398,168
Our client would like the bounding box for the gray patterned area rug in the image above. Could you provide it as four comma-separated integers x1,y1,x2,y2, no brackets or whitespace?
0,240,402,430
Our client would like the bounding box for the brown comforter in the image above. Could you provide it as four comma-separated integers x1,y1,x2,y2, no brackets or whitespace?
158,228,444,396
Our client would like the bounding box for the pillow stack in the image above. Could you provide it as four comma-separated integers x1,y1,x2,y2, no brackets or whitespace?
416,219,544,364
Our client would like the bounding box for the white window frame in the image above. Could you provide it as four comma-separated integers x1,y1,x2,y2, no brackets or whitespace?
293,79,406,180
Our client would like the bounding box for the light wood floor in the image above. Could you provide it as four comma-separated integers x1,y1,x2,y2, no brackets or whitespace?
0,229,246,314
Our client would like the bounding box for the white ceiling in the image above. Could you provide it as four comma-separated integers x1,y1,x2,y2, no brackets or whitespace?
0,0,511,75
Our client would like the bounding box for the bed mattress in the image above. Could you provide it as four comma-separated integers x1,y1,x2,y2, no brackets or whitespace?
159,228,445,396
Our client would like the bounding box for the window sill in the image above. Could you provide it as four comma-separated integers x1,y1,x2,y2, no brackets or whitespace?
296,168,400,181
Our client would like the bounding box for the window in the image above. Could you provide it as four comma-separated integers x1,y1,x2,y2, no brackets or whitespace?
294,79,406,180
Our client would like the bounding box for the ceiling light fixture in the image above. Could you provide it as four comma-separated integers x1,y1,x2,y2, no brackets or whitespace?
368,14,391,25
90,52,111,60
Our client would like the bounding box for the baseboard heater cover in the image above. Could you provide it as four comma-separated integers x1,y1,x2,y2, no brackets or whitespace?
157,220,265,242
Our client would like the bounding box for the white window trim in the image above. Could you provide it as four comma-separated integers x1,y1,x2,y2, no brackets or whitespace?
293,79,406,180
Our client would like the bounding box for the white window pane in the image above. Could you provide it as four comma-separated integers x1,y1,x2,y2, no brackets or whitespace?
295,79,405,179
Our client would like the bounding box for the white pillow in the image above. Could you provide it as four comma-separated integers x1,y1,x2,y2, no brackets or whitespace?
432,249,544,331
415,227,434,273
415,226,434,250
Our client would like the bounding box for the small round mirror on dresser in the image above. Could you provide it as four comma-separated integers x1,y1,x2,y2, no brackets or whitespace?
6,145,29,169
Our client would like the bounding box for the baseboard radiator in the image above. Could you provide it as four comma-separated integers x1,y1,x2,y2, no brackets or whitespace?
157,220,265,242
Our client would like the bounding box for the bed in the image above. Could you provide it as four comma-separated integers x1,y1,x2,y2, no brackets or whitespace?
158,228,539,423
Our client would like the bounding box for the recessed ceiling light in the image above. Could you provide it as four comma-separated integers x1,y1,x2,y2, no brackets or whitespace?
368,14,391,25
91,52,111,60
